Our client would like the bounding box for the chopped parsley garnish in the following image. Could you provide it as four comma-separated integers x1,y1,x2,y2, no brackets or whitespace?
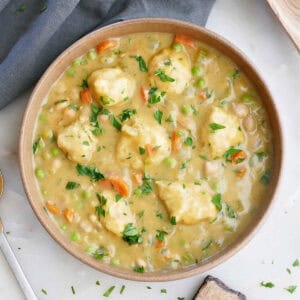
209,122,226,133
54,99,68,105
260,170,271,185
225,203,236,219
118,108,137,122
287,268,291,274
93,248,106,260
137,210,144,218
120,285,125,294
155,69,175,82
165,114,174,122
41,288,47,295
40,3,48,13
65,181,80,190
224,148,242,162
202,240,213,250
130,56,148,72
115,194,122,202
76,164,104,181
293,259,299,267
154,109,163,124
139,147,146,155
109,114,122,131
17,4,26,12
135,175,153,196
133,266,145,273
199,154,209,161
178,298,185,300
103,285,115,297
184,137,193,146
33,137,43,154
260,281,275,288
170,216,177,225
156,211,164,219
96,280,100,286
232,68,240,80
122,223,143,245
285,285,297,294
71,286,76,295
82,141,89,146
148,87,166,104
211,194,222,211
100,96,114,105
256,152,266,161
156,230,168,242
68,104,79,111
95,193,107,218
146,286,152,289
161,288,167,294
90,104,102,122
80,78,89,89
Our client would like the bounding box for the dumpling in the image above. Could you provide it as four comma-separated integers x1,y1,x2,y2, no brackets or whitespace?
100,190,135,237
88,68,136,106
148,48,191,94
117,117,171,170
155,181,217,225
202,107,244,158
57,120,97,163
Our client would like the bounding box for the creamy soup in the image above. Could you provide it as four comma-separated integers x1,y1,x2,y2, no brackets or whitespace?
33,32,272,273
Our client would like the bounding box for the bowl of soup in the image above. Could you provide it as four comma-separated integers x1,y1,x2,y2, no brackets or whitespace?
19,18,282,281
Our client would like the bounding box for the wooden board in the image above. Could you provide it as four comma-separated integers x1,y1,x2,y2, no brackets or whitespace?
266,0,300,52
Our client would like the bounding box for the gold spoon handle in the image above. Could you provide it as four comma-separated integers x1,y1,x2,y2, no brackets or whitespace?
0,218,38,300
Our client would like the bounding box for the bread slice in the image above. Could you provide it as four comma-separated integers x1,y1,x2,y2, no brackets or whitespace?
193,276,246,300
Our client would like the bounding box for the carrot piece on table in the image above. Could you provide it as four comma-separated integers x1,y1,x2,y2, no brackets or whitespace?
64,208,74,223
80,89,92,104
107,176,129,197
140,86,148,103
235,167,246,178
96,39,118,54
231,151,246,164
155,240,164,249
46,202,60,215
171,131,181,153
174,34,196,48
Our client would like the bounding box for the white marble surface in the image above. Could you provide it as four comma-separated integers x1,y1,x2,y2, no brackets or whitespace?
0,0,299,299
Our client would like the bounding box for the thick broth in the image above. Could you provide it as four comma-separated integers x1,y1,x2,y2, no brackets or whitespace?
33,33,272,272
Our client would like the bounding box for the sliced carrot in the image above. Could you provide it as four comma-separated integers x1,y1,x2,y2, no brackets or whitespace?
145,144,157,157
96,39,118,54
80,89,92,104
155,240,165,249
236,167,246,178
174,34,196,49
231,151,246,164
63,208,74,224
171,131,181,153
132,173,143,185
140,86,148,103
199,91,207,101
107,176,129,197
46,202,60,215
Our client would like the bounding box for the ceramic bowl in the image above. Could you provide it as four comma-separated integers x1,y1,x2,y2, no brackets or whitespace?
19,18,283,281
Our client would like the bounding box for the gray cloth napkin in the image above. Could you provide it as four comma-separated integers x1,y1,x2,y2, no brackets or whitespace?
0,0,215,109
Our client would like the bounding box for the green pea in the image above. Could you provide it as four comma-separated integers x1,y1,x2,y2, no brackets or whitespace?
66,68,76,77
192,66,201,76
50,147,59,157
195,77,205,88
87,49,97,60
70,231,80,241
110,258,120,266
241,94,253,103
181,104,191,115
60,224,67,231
81,190,91,199
164,157,177,168
41,129,53,140
172,43,182,52
72,59,81,67
35,168,45,180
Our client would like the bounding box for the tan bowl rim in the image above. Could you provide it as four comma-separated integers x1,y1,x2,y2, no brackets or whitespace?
19,18,283,282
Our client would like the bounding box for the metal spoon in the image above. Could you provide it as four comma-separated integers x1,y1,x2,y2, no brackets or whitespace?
0,170,38,300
